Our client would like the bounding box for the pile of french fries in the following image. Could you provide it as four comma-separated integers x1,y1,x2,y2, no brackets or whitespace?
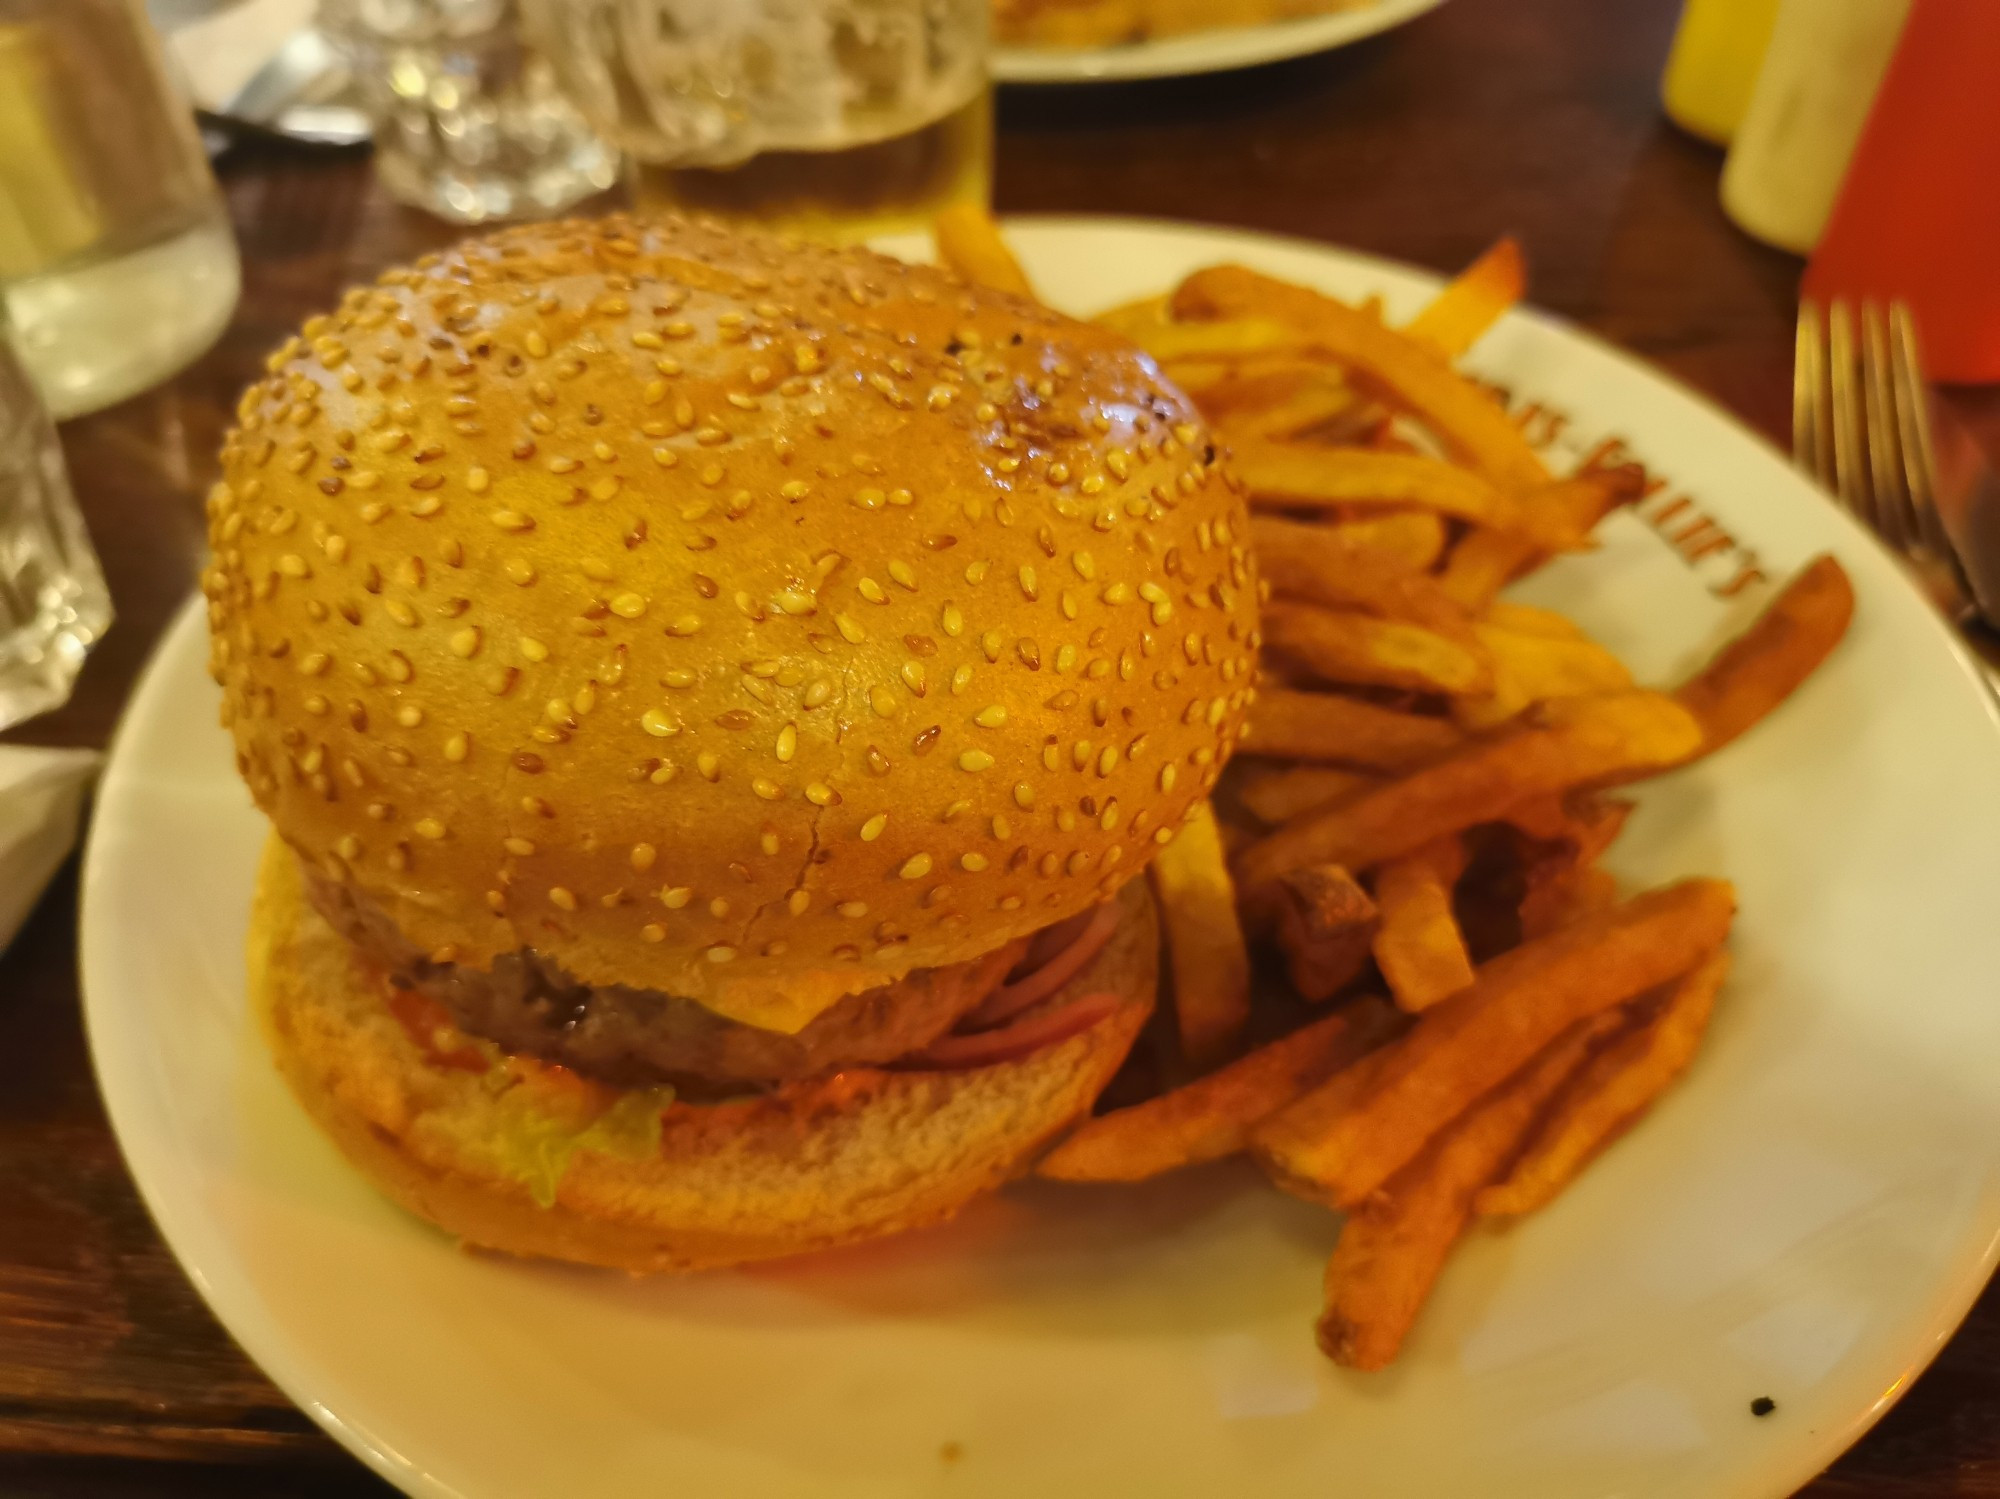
935,210,1855,1371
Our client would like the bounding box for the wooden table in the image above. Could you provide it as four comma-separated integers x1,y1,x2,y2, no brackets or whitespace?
3,0,1995,1492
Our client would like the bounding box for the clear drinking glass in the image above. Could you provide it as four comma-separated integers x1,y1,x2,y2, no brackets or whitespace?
523,0,992,241
321,0,620,224
0,313,110,730
0,0,241,420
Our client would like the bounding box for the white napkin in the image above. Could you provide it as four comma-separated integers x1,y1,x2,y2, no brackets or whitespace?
0,743,100,955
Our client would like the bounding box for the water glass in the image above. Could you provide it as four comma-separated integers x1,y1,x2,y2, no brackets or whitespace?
0,315,110,730
321,0,620,224
0,0,240,419
524,0,992,240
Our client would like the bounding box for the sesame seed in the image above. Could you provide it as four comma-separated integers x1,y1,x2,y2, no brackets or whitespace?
449,627,482,658
861,813,888,841
951,665,973,695
697,752,720,780
641,708,680,737
974,704,1008,729
661,886,693,908
837,901,868,919
752,777,783,800
609,592,646,619
396,705,423,728
901,662,927,696
958,750,995,772
965,560,990,584
869,685,898,717
491,509,533,532
775,723,797,762
414,818,447,840
524,330,549,358
788,888,811,915
805,782,839,806
900,853,933,880
834,613,865,644
941,604,963,636
859,577,887,604
666,614,703,636
642,924,666,943
707,946,737,963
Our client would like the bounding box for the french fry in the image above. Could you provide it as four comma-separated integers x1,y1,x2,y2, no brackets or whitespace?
1163,354,1326,403
1324,510,1449,571
1249,514,1473,635
1263,601,1494,697
1172,265,1549,489
1670,555,1855,762
1484,600,1586,640
1151,802,1253,1069
1519,861,1621,940
1092,293,1171,340
1222,378,1364,443
933,203,1036,299
1371,837,1475,1011
1134,318,1304,364
1233,443,1555,542
1438,468,1645,611
1477,623,1633,698
1315,1006,1624,1370
1504,792,1632,863
1234,763,1377,825
1037,997,1403,1183
1234,692,1702,898
1240,687,1464,767
1403,236,1527,362
1478,948,1729,1217
1240,687,1463,771
1252,878,1736,1209
1275,864,1379,1001
1453,622,1635,729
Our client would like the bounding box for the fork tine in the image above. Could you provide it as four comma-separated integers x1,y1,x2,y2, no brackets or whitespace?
1794,299,1825,484
1828,300,1873,527
1888,303,1956,563
1860,301,1911,551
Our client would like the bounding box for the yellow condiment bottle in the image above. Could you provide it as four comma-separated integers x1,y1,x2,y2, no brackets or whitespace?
1661,0,1785,145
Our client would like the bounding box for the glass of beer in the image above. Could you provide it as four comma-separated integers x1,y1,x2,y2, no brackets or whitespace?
522,0,991,241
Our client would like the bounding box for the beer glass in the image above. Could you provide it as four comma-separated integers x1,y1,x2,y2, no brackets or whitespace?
524,0,992,240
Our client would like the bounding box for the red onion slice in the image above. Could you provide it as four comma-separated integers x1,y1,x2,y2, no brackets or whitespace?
914,990,1123,1070
965,901,1122,1029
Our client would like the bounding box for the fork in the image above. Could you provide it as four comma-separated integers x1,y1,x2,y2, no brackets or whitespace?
1795,298,1977,623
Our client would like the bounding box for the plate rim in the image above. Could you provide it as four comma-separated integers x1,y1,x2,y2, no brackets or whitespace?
79,213,2000,1499
991,0,1448,83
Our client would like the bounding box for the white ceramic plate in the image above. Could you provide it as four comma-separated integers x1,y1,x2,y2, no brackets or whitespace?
992,0,1446,83
84,218,2000,1499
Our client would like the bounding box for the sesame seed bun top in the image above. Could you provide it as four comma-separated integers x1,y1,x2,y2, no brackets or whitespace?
203,214,1260,1034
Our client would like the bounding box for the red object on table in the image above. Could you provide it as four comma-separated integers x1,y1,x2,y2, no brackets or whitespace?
1803,0,2000,384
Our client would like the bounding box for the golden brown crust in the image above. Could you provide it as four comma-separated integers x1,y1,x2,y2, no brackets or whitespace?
202,215,1257,1031
251,836,1158,1271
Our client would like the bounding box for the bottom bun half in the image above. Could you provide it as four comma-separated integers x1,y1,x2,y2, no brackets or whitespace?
250,836,1158,1272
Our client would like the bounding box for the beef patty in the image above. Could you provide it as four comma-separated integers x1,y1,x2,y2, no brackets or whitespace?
304,866,1028,1088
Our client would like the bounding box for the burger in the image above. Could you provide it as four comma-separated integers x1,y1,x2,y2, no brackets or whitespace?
203,214,1260,1271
